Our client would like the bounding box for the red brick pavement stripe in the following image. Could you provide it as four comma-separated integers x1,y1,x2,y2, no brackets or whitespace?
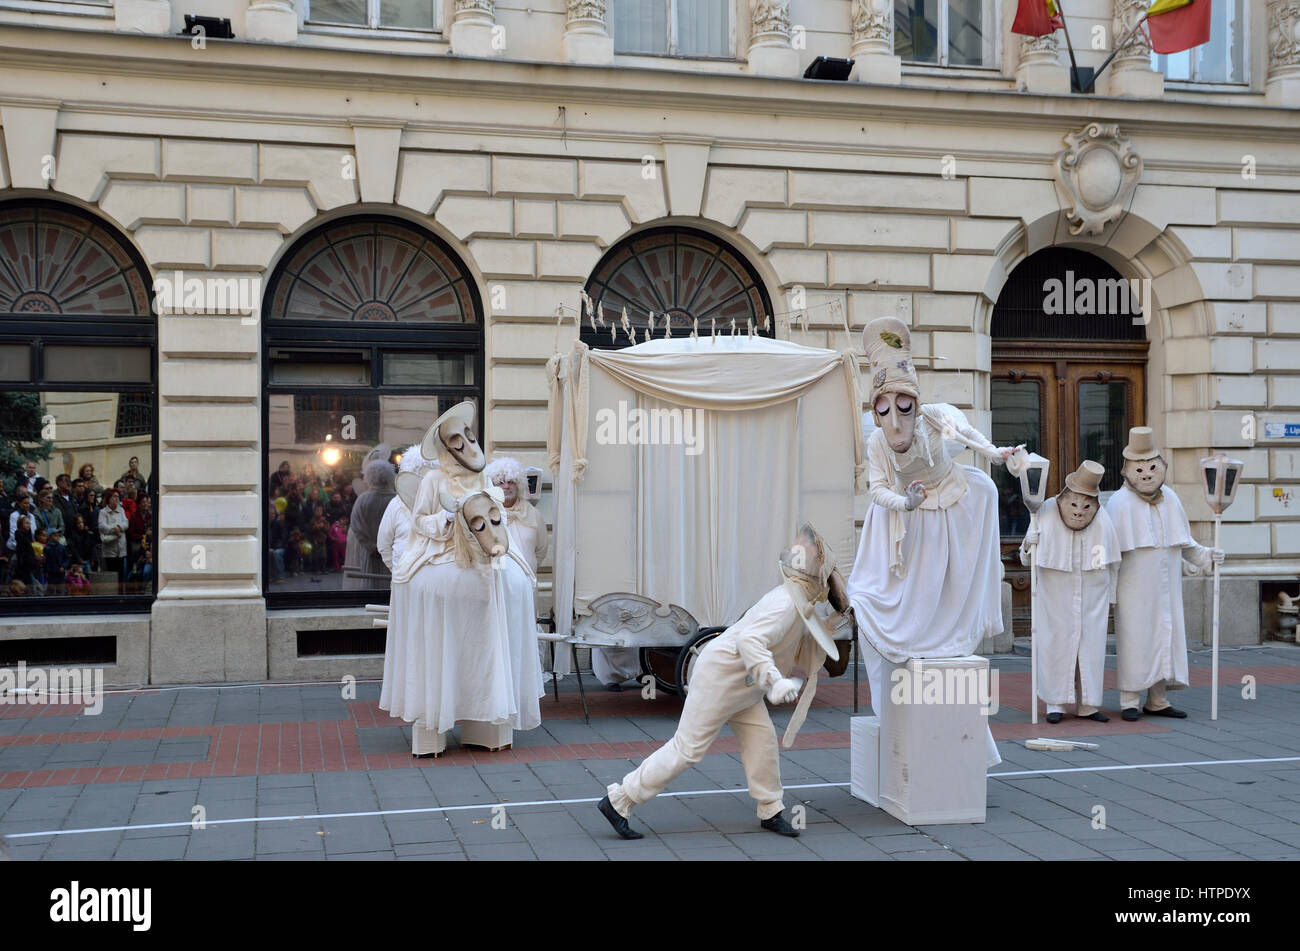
1,662,1294,789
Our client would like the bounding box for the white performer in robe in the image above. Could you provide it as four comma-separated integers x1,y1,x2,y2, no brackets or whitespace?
1020,460,1120,724
484,457,549,579
1105,427,1223,721
846,317,1016,769
377,444,438,571
379,401,543,755
599,524,845,840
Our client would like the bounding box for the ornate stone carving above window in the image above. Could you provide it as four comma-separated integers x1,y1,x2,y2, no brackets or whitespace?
1052,124,1143,237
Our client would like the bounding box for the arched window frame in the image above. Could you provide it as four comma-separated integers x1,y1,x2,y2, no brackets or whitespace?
581,226,773,350
0,198,158,616
261,214,485,608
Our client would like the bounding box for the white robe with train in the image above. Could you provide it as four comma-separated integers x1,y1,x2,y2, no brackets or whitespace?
1021,499,1120,709
847,403,1003,768
1106,484,1213,694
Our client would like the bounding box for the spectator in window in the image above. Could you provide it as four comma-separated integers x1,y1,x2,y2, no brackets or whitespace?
0,481,10,551
35,487,64,537
10,514,35,586
328,515,348,573
308,511,329,574
68,513,95,570
284,484,303,528
78,463,104,497
270,460,292,496
119,456,147,489
44,528,68,591
286,527,304,576
54,473,79,529
126,541,153,589
115,481,137,521
98,489,129,583
127,494,152,567
7,491,33,558
268,504,288,584
66,561,90,596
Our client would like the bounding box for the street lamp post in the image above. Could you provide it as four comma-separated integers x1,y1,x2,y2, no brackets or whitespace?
1200,452,1244,721
1011,449,1050,725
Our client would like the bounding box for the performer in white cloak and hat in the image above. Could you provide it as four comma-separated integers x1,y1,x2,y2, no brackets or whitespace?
1105,427,1223,721
846,317,1017,769
484,457,549,578
599,523,846,840
377,444,438,571
1020,460,1121,724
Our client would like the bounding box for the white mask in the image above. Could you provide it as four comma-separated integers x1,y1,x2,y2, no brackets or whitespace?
873,391,917,453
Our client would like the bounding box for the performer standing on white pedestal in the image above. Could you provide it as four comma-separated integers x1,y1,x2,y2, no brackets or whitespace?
598,524,843,840
1106,427,1223,721
1019,460,1120,724
846,317,1016,769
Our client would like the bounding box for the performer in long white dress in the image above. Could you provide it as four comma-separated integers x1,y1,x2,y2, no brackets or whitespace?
599,524,843,840
1105,427,1223,721
382,479,541,755
1020,461,1120,723
342,445,396,589
846,317,1016,769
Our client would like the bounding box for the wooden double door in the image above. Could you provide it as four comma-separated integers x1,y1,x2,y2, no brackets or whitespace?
992,341,1147,632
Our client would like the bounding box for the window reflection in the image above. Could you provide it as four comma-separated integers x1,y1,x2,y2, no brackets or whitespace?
1,391,154,601
1079,382,1127,494
266,395,474,594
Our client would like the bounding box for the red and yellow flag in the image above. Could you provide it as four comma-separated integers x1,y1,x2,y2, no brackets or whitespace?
1011,0,1063,37
1145,0,1212,54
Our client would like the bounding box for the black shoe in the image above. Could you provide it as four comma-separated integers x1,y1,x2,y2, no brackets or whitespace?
1143,705,1187,718
606,682,623,692
1045,712,1063,724
760,812,800,837
1121,708,1140,721
598,796,643,840
1083,711,1110,722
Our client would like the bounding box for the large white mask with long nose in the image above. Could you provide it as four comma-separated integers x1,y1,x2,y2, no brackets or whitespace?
461,492,508,559
873,392,918,453
439,416,485,472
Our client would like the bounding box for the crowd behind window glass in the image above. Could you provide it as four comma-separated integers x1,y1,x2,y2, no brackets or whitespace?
1,453,155,600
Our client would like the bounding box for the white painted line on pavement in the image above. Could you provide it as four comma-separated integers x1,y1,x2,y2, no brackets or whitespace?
7,756,1300,841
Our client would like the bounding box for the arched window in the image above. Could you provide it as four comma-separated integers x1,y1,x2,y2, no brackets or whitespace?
262,216,483,605
0,200,157,613
582,227,772,348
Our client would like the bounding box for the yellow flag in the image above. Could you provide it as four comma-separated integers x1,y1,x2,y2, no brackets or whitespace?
1147,0,1192,16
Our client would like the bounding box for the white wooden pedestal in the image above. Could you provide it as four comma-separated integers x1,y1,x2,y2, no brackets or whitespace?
459,720,512,751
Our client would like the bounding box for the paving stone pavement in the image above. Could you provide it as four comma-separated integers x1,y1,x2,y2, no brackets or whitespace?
2,645,1299,861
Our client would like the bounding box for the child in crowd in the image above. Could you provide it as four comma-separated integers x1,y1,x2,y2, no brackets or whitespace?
328,516,349,573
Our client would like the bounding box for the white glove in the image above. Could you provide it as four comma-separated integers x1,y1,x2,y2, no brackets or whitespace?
903,480,927,512
766,677,803,705
1210,547,1225,565
1022,530,1040,548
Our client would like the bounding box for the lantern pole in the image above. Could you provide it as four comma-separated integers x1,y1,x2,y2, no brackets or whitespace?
1212,512,1222,721
1029,510,1040,725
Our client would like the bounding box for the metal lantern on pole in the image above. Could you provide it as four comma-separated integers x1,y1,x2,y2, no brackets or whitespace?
1200,452,1244,721
1010,449,1050,725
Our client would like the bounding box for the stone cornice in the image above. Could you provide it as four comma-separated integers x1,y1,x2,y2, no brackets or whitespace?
0,24,1297,140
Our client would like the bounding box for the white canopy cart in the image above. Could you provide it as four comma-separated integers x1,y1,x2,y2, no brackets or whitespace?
544,335,867,720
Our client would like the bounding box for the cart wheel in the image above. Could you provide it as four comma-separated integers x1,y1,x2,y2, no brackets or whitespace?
675,626,727,696
638,647,682,697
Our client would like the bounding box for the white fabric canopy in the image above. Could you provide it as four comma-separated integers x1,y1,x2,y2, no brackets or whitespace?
546,336,864,641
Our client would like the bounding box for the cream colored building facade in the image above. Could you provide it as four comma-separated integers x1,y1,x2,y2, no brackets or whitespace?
0,0,1297,685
